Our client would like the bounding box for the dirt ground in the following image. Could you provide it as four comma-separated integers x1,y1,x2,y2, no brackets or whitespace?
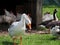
0,30,50,36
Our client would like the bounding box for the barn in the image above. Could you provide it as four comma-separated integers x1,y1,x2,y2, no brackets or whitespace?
0,0,42,30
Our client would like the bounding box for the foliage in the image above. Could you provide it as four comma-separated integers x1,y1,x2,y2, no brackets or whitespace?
43,0,60,6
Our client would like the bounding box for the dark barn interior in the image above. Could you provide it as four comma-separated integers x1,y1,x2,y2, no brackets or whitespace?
0,0,16,15
0,0,23,15
0,0,33,15
0,0,37,30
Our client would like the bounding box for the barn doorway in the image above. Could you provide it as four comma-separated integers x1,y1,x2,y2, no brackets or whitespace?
0,0,32,15
0,0,39,30
0,0,34,30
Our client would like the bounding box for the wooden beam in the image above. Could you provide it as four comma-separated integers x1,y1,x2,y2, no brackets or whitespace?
36,0,42,28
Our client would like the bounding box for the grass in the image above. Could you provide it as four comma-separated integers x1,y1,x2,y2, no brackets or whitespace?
0,34,60,45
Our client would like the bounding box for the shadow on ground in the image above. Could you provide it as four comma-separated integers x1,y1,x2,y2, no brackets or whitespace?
2,41,18,45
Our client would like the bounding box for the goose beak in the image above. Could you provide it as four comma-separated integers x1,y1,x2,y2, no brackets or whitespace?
27,23,32,30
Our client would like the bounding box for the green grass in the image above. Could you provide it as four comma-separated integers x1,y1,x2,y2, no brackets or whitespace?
0,34,60,45
42,6,60,20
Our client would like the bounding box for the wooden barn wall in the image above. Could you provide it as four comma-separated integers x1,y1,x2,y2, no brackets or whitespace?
16,0,36,29
16,0,42,29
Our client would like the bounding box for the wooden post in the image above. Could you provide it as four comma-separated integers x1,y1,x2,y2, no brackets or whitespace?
36,0,42,28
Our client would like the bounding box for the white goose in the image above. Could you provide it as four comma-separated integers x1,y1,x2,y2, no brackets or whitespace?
8,13,31,45
4,9,16,23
